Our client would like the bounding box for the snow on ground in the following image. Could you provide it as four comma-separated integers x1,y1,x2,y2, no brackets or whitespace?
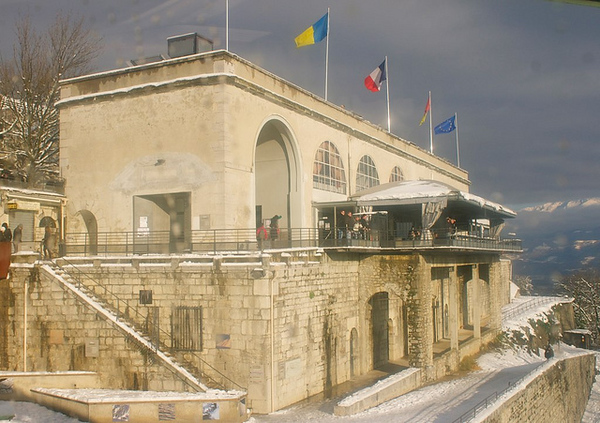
0,401,79,423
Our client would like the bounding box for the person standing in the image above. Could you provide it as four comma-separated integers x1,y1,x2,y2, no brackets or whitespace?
256,223,268,251
12,224,22,252
269,215,281,244
42,226,54,260
1,223,11,243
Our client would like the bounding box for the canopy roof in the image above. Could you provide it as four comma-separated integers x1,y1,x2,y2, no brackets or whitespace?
351,180,516,218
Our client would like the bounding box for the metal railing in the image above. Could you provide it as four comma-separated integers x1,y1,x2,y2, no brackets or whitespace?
61,227,522,257
53,257,245,392
503,296,567,322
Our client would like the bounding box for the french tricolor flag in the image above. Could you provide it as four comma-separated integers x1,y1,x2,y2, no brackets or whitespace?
364,59,387,92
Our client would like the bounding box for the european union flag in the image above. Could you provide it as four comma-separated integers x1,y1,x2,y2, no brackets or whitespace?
434,116,456,134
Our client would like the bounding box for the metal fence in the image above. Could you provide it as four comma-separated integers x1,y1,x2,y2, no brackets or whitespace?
62,227,522,257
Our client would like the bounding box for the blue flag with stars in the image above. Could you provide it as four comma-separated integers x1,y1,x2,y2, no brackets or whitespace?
434,116,456,134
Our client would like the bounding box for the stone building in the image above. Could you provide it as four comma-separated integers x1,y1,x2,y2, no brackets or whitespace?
0,48,521,416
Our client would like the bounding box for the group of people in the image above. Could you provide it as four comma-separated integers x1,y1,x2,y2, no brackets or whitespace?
0,223,53,259
256,215,282,250
0,223,23,252
337,210,369,240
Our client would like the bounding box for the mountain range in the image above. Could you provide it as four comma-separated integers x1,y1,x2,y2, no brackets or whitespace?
505,198,600,294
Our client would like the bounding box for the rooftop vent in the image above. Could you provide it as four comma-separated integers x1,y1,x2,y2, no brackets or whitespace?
167,33,214,58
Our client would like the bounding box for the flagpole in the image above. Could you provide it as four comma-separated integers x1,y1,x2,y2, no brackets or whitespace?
385,56,390,132
324,8,330,101
455,112,461,168
225,0,229,51
428,91,433,154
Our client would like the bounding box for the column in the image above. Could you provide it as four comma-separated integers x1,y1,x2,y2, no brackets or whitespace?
448,266,459,351
473,264,481,339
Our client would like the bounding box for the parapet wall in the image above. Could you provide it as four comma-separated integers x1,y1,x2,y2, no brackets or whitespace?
475,351,596,423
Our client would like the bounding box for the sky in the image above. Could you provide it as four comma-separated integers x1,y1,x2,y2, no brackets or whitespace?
1,0,599,209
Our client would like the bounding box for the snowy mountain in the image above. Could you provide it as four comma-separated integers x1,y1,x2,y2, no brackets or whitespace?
506,198,600,294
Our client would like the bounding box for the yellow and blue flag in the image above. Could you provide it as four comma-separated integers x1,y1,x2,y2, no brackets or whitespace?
295,13,329,48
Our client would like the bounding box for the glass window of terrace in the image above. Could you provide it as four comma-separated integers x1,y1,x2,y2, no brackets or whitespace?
356,155,380,192
313,141,347,194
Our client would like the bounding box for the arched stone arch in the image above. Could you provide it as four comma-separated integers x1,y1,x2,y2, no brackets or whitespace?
78,209,98,255
254,116,304,235
368,291,389,369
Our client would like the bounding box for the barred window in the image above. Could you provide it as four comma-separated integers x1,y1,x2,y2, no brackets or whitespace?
356,155,380,192
171,306,202,351
313,141,346,194
389,166,404,183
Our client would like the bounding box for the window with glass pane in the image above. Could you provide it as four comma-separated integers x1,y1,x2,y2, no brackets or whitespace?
356,155,380,192
313,141,346,194
389,165,404,182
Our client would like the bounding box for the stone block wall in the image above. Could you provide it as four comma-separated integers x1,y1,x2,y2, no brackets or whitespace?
3,262,199,393
1,248,511,414
476,352,596,423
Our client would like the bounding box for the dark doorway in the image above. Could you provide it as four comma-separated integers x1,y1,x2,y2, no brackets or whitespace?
369,292,390,369
134,192,191,253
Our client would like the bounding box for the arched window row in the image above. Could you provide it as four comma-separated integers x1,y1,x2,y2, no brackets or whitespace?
313,141,404,194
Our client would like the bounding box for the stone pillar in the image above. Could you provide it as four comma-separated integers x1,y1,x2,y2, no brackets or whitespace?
448,267,459,351
409,258,434,375
472,264,481,339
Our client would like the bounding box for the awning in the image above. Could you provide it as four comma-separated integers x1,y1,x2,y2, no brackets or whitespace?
351,180,516,218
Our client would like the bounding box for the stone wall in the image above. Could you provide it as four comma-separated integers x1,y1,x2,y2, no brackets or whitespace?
3,260,200,393
475,352,596,423
1,249,510,414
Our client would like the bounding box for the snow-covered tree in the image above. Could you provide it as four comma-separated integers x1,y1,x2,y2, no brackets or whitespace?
0,14,101,188
514,275,534,295
557,268,600,345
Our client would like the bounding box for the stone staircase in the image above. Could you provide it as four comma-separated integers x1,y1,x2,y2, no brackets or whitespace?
39,262,227,393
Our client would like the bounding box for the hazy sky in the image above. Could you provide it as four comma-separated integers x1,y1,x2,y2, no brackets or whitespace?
1,0,598,208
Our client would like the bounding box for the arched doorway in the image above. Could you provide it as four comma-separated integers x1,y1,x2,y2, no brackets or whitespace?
369,292,389,369
78,210,98,255
254,118,302,244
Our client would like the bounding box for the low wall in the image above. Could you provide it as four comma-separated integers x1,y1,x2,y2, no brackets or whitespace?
30,388,248,423
334,368,421,416
474,351,596,423
0,371,101,401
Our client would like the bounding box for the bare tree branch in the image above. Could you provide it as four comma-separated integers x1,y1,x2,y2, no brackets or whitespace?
0,13,101,188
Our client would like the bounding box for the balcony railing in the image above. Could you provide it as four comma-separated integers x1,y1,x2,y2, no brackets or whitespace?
62,227,522,257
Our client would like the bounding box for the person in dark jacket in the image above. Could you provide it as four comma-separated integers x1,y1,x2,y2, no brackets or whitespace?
544,344,554,359
0,223,11,242
269,215,281,241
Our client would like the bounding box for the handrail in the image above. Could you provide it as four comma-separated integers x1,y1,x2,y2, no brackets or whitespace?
53,257,245,392
61,227,522,257
503,297,566,322
452,377,522,423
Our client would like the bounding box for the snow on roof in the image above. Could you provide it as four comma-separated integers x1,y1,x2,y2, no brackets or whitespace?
352,180,516,217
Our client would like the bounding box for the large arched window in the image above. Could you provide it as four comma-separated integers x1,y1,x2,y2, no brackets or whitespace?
389,165,404,183
313,141,346,194
356,155,380,192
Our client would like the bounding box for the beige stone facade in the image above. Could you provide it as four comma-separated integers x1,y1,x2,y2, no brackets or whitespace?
58,50,469,239
0,49,521,416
